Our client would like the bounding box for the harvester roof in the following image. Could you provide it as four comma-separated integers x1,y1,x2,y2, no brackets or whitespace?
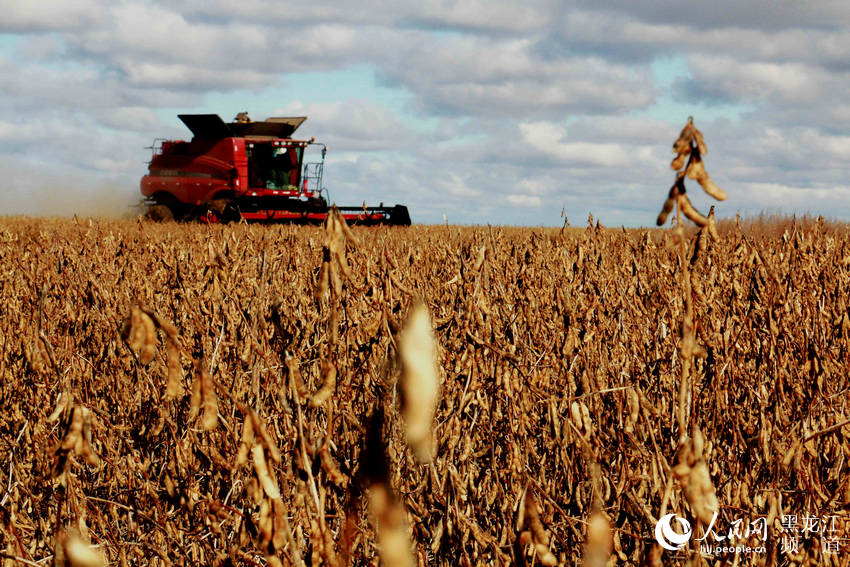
177,114,307,141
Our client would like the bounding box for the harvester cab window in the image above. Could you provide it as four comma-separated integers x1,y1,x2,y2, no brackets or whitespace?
246,142,303,191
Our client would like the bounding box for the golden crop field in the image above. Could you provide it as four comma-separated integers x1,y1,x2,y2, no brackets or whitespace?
0,214,848,567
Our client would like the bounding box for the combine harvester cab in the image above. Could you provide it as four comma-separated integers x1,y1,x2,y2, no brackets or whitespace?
141,113,411,225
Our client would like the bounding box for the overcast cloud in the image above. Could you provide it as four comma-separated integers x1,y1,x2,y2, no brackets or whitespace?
2,1,850,225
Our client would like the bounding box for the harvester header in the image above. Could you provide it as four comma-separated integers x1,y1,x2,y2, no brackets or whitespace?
141,113,411,225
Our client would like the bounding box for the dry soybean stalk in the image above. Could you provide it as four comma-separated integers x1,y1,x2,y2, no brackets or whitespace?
362,409,416,567
659,118,727,441
316,206,358,301
657,117,727,230
675,257,696,442
659,120,724,544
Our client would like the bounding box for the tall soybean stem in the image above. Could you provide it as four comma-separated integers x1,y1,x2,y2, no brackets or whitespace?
675,210,694,443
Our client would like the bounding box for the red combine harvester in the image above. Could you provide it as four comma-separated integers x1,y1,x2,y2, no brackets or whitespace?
141,113,411,225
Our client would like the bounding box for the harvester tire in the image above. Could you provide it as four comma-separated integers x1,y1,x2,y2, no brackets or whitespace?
145,204,175,222
205,199,242,224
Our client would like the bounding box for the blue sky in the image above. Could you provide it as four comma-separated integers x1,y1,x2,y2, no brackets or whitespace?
2,2,850,225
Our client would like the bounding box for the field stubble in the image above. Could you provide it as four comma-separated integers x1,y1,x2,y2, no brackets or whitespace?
0,216,848,566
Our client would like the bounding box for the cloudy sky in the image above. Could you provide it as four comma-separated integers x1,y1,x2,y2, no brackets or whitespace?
2,1,850,226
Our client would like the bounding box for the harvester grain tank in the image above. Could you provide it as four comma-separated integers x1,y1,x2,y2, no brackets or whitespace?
141,113,410,225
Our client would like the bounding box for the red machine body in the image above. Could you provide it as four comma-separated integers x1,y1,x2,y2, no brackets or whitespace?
141,114,410,225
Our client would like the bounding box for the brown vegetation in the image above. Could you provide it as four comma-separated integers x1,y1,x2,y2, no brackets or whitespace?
0,215,848,566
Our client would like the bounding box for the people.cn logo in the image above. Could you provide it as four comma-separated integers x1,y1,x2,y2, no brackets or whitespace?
655,514,693,551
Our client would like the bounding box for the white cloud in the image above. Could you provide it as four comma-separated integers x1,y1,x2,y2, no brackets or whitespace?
169,0,556,32
381,35,656,115
573,2,850,30
519,122,632,166
445,174,481,197
506,195,542,207
418,0,553,31
0,0,104,32
685,56,828,105
93,107,161,132
276,100,421,151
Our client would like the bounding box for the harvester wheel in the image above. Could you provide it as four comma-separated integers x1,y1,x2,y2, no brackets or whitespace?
203,199,242,224
144,204,175,222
